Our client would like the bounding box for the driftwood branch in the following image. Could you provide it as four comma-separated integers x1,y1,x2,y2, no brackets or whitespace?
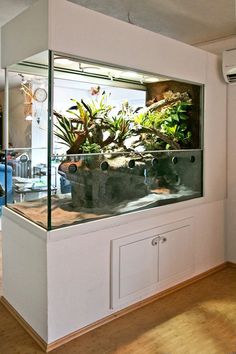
67,132,87,154
100,135,115,148
145,92,190,113
140,127,180,150
53,110,61,118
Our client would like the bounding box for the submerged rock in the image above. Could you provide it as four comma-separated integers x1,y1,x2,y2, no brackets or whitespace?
59,155,150,208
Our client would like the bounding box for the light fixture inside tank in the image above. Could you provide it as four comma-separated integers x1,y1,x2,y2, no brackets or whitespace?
54,58,74,66
25,115,33,121
144,76,160,83
122,71,142,79
53,55,164,84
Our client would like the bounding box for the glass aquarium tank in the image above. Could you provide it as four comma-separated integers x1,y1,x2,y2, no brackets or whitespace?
4,51,203,230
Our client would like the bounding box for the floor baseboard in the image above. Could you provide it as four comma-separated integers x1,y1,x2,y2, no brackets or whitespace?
226,261,236,268
0,296,47,351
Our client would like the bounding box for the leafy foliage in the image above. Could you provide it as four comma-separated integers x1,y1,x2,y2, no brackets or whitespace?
53,112,78,147
54,93,133,153
161,101,192,146
133,93,192,150
54,89,193,154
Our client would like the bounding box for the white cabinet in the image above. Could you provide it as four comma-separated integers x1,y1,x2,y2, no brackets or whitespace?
158,225,194,287
111,228,159,308
111,218,194,309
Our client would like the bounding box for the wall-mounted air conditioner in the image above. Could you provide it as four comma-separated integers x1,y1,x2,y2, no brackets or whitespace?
222,49,236,84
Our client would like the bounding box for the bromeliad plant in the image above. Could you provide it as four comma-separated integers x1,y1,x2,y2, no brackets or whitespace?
54,92,114,153
54,91,135,153
54,89,193,154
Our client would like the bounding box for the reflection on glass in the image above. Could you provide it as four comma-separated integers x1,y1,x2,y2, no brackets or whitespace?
51,150,202,228
5,51,49,227
5,149,202,229
5,148,49,229
7,64,48,150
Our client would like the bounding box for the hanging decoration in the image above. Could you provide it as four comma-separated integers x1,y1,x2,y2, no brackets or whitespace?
19,74,47,124
19,74,34,121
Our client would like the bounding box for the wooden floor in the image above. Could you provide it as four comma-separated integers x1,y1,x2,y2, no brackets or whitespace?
0,232,236,353
0,229,2,296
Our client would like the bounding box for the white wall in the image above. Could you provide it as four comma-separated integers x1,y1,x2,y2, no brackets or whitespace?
204,53,227,203
197,35,236,55
196,36,236,261
226,84,236,262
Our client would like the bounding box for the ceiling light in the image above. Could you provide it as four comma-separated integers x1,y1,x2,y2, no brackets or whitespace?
82,66,101,73
54,58,74,66
143,77,160,83
25,115,33,121
122,71,141,79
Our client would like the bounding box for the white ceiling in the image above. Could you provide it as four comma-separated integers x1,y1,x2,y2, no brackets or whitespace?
0,0,37,27
68,0,236,45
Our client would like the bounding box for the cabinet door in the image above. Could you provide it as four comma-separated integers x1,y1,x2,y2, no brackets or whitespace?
159,224,194,287
111,229,159,308
111,218,194,309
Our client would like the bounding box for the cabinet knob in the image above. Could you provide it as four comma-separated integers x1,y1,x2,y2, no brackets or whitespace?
161,237,167,243
151,237,160,246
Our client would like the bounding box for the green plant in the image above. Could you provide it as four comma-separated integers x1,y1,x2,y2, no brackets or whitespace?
54,93,112,153
103,100,138,150
161,101,192,147
54,90,193,154
53,111,78,148
54,93,135,153
133,91,192,150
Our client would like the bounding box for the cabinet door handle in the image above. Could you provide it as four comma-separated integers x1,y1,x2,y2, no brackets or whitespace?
161,237,167,243
151,237,160,246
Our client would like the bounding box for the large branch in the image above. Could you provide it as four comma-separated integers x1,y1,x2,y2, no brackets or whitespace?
140,127,180,150
53,110,63,119
67,132,87,154
100,135,115,148
145,92,190,113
